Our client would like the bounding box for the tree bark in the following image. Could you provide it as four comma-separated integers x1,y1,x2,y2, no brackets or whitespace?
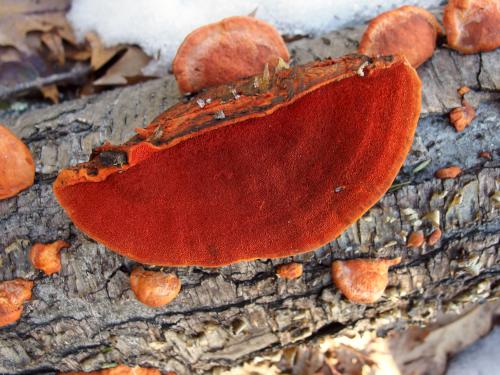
1,16,499,375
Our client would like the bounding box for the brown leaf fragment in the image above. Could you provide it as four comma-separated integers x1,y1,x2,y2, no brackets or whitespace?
407,230,425,248
93,46,151,86
40,84,59,103
435,166,462,179
41,32,65,65
86,32,126,71
427,228,442,246
449,100,476,132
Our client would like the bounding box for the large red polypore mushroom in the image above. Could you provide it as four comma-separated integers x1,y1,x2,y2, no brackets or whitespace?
172,16,289,94
61,364,162,375
444,0,500,54
0,279,34,327
358,6,442,68
53,55,421,267
0,125,35,200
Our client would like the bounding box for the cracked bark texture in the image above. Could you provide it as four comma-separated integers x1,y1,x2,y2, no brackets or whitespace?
1,17,499,375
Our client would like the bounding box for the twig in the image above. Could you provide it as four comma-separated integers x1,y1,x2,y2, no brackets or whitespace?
0,63,91,101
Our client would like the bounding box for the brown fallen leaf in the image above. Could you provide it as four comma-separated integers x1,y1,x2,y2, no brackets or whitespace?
86,32,125,71
40,84,59,103
93,46,151,86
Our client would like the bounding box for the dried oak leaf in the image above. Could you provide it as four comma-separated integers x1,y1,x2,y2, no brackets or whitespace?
444,0,500,54
358,6,442,68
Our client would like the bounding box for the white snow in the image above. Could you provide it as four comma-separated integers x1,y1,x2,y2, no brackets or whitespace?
446,326,500,375
68,0,442,70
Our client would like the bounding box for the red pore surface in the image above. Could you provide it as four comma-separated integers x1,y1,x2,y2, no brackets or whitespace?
0,279,33,327
54,55,421,267
173,16,289,93
0,125,35,200
358,6,442,68
444,0,500,54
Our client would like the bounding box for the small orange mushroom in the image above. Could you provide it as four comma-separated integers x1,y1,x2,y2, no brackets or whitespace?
435,166,462,179
444,0,500,54
479,151,493,160
61,365,162,375
0,125,35,200
407,230,425,248
449,100,476,132
427,228,442,246
0,278,33,327
358,6,442,68
173,16,289,93
276,262,303,280
29,240,70,275
129,267,181,307
53,55,421,267
331,258,401,304
457,86,471,96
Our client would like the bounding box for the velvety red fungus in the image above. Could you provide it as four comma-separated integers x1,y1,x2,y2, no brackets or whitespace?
331,258,401,304
172,16,289,93
61,365,162,375
130,267,181,307
0,278,33,327
53,55,421,267
0,125,35,200
444,0,500,54
276,262,303,280
358,6,442,68
29,240,70,275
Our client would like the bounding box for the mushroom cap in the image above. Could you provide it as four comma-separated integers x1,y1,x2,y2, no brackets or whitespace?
60,365,162,375
173,16,289,94
0,279,33,327
0,125,35,200
276,262,303,280
444,0,500,54
53,55,421,267
129,267,181,307
29,240,70,275
359,6,442,68
331,258,401,304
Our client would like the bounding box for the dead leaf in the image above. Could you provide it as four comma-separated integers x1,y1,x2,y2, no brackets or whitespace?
93,46,151,86
40,84,59,103
86,32,125,71
41,32,65,65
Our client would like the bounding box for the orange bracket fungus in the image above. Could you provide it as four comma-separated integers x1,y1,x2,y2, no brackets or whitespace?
435,165,462,179
444,0,500,54
0,125,35,200
129,267,181,307
331,258,401,304
358,6,442,68
449,101,476,132
407,230,425,248
29,240,70,275
0,279,33,327
61,365,162,375
173,16,289,93
54,55,421,267
276,262,303,280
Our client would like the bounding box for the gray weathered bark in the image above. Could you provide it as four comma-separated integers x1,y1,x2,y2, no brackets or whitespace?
1,17,499,375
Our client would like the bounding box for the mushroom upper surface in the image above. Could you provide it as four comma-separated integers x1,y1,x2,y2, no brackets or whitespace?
358,6,442,68
0,125,35,200
173,16,289,93
444,0,500,54
0,279,33,327
54,55,421,267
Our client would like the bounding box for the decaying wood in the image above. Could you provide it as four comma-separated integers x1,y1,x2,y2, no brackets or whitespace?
1,14,499,375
